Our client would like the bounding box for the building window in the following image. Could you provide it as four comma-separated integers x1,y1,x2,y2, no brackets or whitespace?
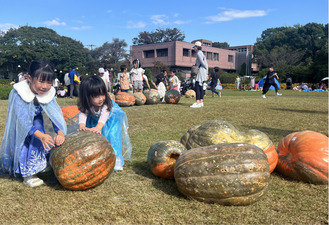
156,48,168,57
214,53,219,61
207,52,212,60
228,55,234,62
183,48,189,57
144,50,154,58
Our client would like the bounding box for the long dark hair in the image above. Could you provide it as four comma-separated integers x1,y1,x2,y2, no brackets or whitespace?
29,60,55,82
78,76,112,114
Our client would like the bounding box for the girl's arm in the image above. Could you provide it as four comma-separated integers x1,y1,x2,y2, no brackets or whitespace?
54,130,65,146
78,112,90,131
88,105,109,134
33,130,55,151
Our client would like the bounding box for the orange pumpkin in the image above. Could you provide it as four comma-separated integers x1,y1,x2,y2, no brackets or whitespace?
61,106,80,122
50,131,116,190
277,131,329,184
115,91,135,107
108,92,115,100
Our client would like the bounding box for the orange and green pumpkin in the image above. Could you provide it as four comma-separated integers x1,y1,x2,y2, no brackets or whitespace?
115,91,135,107
147,140,186,179
165,89,181,104
50,131,116,190
61,106,80,123
276,130,328,184
174,143,270,205
180,120,278,173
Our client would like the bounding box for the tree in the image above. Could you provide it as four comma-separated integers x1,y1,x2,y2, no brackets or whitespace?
254,23,328,82
0,26,88,77
132,28,185,45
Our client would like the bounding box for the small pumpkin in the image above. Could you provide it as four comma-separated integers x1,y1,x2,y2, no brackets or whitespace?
133,92,146,106
174,143,270,205
180,120,278,173
143,90,160,104
276,131,329,184
185,90,196,98
50,131,116,190
115,91,135,107
165,89,181,104
147,141,186,179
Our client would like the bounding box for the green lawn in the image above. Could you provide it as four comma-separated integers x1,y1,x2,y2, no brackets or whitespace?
0,89,328,224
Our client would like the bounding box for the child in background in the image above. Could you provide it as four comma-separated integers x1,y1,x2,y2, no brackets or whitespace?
119,65,130,92
169,69,180,91
78,76,132,171
0,60,67,187
130,59,145,93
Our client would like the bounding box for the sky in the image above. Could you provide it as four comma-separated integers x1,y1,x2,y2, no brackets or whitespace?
0,0,327,50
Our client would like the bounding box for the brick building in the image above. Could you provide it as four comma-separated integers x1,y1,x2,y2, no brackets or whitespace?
130,40,259,78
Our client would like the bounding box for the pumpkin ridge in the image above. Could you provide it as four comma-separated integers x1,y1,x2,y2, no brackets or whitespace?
70,167,112,190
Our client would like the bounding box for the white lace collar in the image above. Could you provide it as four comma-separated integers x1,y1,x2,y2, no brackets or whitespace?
13,80,55,104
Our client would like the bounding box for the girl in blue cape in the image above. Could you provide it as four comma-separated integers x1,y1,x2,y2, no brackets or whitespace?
78,76,132,171
0,60,67,187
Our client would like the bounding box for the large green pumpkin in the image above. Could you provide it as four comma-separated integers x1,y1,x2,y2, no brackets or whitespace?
50,131,116,191
174,143,270,205
147,140,186,179
165,89,181,104
143,90,160,104
181,120,278,173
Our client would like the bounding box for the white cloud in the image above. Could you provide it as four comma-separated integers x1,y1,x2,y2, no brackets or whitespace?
107,10,113,13
70,25,92,30
44,18,66,26
173,13,179,18
151,15,169,26
205,9,267,23
174,20,191,25
126,21,146,29
0,23,18,31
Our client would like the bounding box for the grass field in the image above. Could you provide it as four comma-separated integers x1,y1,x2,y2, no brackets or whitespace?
0,89,328,224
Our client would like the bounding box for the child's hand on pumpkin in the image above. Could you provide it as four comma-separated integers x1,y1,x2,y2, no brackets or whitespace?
89,127,102,135
78,124,90,132
40,134,55,151
54,131,65,146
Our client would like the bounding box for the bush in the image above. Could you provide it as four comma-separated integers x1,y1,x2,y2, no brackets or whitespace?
0,83,13,100
219,72,239,84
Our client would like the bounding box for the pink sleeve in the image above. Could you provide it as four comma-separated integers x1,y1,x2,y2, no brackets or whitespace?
98,105,110,125
79,112,87,124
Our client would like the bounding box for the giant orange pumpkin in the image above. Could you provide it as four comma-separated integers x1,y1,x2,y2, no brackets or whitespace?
276,130,329,184
115,91,135,107
61,106,80,122
50,131,116,190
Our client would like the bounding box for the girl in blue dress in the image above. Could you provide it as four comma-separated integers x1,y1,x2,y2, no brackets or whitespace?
0,60,67,187
78,76,132,171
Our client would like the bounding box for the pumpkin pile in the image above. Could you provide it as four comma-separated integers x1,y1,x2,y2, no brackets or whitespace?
180,120,278,173
276,131,328,184
50,131,116,191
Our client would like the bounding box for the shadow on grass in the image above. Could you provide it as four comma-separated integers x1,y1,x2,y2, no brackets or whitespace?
270,108,328,114
241,125,297,137
132,160,185,199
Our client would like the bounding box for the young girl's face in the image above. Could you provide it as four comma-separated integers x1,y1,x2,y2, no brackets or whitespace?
28,76,52,95
90,95,106,107
133,63,138,69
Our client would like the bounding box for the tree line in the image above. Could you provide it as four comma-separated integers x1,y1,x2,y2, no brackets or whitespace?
0,23,327,83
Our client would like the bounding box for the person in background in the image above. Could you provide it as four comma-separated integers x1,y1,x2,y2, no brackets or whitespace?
17,72,23,82
151,69,167,101
53,76,60,95
130,59,145,93
190,41,208,108
169,69,180,91
64,71,71,97
209,67,221,98
261,66,282,98
235,76,241,90
98,67,109,92
0,60,66,187
104,68,111,92
69,67,80,98
119,65,130,93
